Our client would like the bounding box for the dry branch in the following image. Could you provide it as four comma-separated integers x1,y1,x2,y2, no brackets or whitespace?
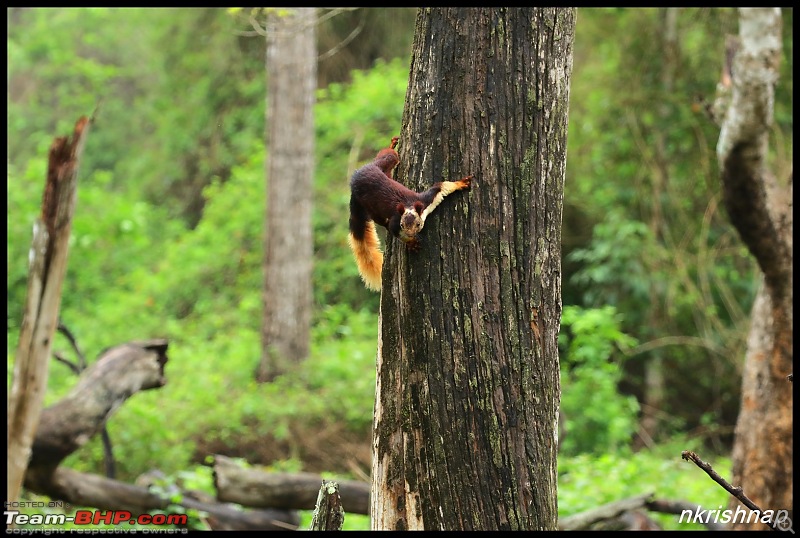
213,454,370,514
8,115,92,504
681,450,780,531
22,341,299,530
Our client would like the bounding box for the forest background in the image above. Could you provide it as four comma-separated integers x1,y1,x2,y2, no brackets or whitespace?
6,7,793,530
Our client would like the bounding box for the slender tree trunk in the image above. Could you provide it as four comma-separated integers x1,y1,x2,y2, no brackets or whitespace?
258,8,316,382
716,8,792,528
638,7,679,449
371,8,575,530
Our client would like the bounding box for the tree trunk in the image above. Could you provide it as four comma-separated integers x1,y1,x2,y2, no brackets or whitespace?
371,8,574,530
717,8,792,529
637,7,678,450
258,8,317,382
7,116,91,505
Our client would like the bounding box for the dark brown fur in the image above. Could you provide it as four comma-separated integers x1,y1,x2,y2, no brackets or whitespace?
348,136,472,290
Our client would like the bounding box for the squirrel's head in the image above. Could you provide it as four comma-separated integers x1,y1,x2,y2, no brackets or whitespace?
397,202,424,243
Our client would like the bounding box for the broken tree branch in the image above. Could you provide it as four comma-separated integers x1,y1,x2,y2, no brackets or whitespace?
310,481,345,530
8,115,92,505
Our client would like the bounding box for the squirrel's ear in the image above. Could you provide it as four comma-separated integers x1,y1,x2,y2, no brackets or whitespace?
413,201,424,214
396,203,406,215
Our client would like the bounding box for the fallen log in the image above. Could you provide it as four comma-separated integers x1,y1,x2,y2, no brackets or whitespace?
558,492,726,531
25,466,299,531
558,492,656,530
213,454,371,515
22,340,299,530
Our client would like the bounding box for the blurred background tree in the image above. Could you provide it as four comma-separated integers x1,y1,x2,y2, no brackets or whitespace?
258,8,317,382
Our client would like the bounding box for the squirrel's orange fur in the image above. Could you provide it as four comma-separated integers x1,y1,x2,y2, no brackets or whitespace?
347,220,383,291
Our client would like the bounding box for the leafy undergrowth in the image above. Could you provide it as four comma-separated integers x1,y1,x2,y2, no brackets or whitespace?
558,436,732,530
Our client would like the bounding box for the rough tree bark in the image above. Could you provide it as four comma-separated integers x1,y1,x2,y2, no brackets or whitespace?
258,8,316,382
371,8,574,530
7,116,91,505
716,8,792,529
309,481,345,530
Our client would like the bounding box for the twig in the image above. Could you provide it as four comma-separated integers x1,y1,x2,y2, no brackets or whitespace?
54,322,116,479
53,350,81,375
681,450,779,531
318,11,364,62
57,320,87,370
101,428,116,479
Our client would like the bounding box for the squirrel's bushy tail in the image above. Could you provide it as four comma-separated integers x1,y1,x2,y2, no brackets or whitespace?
348,220,383,292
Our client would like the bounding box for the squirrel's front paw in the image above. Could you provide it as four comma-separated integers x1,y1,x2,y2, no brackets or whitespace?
458,175,474,190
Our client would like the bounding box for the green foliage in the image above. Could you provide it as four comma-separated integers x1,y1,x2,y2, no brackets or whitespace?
568,211,655,311
7,157,49,338
559,306,640,455
558,436,732,530
7,8,266,230
564,7,788,441
8,10,403,480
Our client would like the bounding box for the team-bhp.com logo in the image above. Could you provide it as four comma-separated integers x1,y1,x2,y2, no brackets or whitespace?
5,505,188,531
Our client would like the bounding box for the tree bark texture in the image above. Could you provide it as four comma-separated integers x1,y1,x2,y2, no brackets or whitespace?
7,116,91,505
371,8,574,531
717,8,792,528
309,481,345,530
258,8,316,382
